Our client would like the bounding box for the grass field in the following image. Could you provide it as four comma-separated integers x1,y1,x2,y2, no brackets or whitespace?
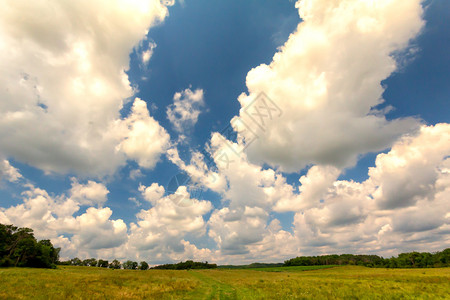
0,265,449,299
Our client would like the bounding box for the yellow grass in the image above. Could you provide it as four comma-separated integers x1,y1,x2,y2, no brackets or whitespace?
0,265,448,299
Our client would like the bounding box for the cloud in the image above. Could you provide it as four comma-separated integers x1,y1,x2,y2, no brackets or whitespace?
0,160,22,182
128,184,212,261
167,88,205,133
233,0,425,172
117,98,170,169
69,178,109,207
274,165,340,212
0,183,127,256
71,207,128,250
289,124,450,256
370,124,450,209
2,124,448,262
169,119,450,260
141,41,157,66
0,0,171,176
139,182,165,205
129,168,143,180
128,197,141,207
168,134,302,258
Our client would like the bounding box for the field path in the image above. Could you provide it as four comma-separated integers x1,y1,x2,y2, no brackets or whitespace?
188,270,238,299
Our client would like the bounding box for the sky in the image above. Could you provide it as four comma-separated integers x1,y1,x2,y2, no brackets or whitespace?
0,0,449,265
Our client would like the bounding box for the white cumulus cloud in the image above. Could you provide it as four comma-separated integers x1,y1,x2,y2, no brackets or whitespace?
0,0,171,176
0,160,22,182
234,0,424,172
69,178,109,207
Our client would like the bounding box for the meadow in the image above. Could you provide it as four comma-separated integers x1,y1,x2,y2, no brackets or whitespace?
0,265,449,299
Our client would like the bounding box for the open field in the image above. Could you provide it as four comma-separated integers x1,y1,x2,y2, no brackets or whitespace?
246,265,337,272
0,265,449,299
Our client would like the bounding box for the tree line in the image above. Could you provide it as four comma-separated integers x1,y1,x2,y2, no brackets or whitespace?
0,224,60,268
151,260,217,270
284,249,450,268
59,258,217,270
59,258,150,270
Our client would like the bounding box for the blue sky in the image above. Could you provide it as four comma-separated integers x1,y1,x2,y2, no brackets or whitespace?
0,0,449,264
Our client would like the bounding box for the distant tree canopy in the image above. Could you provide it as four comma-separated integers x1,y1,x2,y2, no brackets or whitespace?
284,249,450,268
123,260,138,270
97,259,109,268
152,260,217,270
59,257,149,270
60,259,212,270
139,261,149,270
0,223,60,268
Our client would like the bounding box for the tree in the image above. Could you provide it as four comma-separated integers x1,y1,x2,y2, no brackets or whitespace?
71,257,82,266
38,240,60,265
0,223,60,268
98,259,108,268
152,260,218,270
82,258,98,267
123,260,138,270
109,259,121,269
139,261,149,270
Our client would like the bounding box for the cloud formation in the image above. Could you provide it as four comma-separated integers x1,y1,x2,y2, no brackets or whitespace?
235,0,425,172
117,98,170,169
0,0,171,176
0,183,127,254
167,88,205,133
0,160,22,183
70,178,109,207
1,124,448,263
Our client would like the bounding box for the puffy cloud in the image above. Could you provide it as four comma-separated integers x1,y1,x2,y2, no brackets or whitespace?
274,165,340,212
128,184,212,260
290,124,450,256
2,124,448,262
234,0,424,172
0,183,128,256
117,98,170,169
168,134,301,258
172,121,450,260
167,88,205,133
208,207,269,255
0,160,22,182
69,178,109,207
370,124,450,209
242,219,300,263
71,207,128,250
0,0,171,176
139,182,165,205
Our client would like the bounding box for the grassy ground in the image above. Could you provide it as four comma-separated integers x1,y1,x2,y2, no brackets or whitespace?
246,265,337,272
0,265,449,299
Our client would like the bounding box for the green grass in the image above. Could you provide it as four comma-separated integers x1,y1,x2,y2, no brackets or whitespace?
0,265,449,299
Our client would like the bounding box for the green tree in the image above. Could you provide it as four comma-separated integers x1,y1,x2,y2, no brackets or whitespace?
82,258,97,267
0,223,60,268
109,259,121,269
98,259,108,268
139,261,149,270
123,260,138,270
71,257,82,266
